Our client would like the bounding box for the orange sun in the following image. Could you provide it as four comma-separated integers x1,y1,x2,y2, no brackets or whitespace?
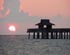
8,25,16,32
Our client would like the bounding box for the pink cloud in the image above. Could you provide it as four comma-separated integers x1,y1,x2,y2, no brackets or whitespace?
20,0,70,18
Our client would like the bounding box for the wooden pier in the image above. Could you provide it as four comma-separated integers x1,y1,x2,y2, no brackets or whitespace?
27,19,70,39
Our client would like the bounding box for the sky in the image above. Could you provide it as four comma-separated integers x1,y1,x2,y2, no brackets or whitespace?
20,0,70,18
0,0,70,35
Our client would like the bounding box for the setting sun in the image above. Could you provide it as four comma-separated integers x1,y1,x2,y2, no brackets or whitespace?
8,25,16,32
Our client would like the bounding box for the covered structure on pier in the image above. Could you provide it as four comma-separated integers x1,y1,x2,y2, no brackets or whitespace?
27,19,70,39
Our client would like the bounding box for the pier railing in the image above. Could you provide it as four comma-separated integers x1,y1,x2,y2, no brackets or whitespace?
27,28,70,39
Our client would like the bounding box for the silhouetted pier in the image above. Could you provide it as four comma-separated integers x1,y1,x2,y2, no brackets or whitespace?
27,19,70,39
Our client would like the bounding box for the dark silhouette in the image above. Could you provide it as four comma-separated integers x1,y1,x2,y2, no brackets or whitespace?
27,19,70,39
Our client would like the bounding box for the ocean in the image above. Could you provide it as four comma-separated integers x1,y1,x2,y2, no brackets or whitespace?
0,35,70,55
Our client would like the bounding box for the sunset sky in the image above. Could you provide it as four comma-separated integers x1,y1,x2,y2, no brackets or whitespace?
20,0,70,18
0,0,70,34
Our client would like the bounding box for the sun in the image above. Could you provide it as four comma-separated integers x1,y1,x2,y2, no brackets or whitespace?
8,25,16,32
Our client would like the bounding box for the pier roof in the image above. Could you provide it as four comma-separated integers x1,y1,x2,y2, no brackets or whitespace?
36,19,55,25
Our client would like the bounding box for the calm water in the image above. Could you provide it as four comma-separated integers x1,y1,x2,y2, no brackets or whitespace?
0,35,70,55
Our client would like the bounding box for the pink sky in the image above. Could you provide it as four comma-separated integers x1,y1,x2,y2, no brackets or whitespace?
0,0,70,34
0,0,70,18
20,0,70,18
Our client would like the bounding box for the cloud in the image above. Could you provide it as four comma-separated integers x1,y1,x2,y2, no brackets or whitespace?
20,0,69,18
0,0,69,34
0,0,4,10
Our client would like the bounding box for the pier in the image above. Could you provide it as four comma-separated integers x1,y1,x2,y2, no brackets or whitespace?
27,19,70,39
